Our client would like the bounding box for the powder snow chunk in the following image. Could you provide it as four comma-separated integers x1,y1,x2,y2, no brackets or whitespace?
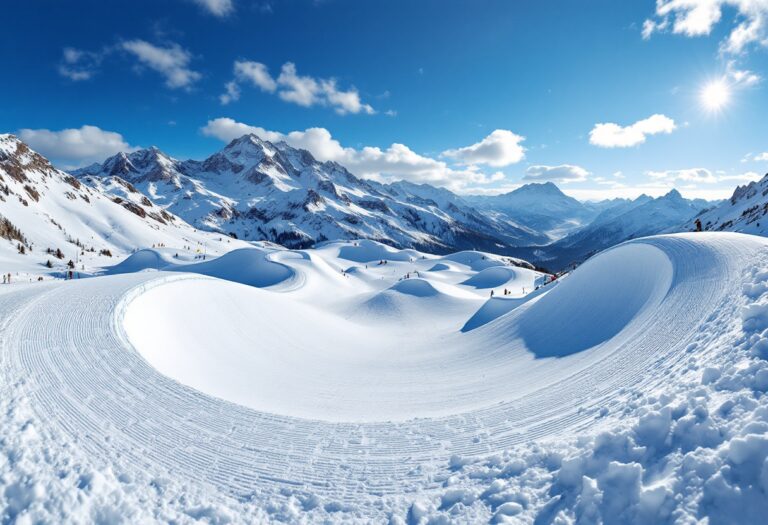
635,408,672,449
727,434,768,468
439,488,477,510
407,501,430,524
741,299,768,332
754,369,768,391
702,367,722,385
493,501,523,519
597,461,643,521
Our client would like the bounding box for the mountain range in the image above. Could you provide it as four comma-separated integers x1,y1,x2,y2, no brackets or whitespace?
74,135,549,254
0,133,241,275
680,174,768,236
508,189,712,269
4,132,764,273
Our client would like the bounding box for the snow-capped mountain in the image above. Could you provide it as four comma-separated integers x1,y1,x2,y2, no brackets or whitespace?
465,182,604,241
75,134,546,252
511,189,710,270
682,173,768,235
0,134,241,275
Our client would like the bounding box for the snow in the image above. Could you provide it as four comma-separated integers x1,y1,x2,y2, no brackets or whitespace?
0,134,250,281
3,232,768,523
74,135,548,252
109,246,296,288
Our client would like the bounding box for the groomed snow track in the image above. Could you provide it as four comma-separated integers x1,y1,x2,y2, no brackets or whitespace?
1,233,766,517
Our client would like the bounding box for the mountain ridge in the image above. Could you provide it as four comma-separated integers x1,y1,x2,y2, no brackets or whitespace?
72,133,721,270
74,134,550,253
0,133,243,276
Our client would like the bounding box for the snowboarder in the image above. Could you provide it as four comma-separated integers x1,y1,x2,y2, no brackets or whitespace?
695,218,702,232
490,290,494,298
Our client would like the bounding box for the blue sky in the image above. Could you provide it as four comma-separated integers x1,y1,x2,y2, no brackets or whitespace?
2,0,768,200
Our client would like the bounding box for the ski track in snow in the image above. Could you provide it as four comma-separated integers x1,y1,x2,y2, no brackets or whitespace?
4,233,768,522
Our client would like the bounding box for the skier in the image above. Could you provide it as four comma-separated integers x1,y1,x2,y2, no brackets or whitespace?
2,275,5,284
490,290,494,298
695,218,703,232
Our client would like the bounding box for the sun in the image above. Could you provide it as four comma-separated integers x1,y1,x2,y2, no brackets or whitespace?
700,79,731,112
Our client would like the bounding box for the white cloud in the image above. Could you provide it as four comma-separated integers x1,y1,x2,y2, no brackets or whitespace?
18,125,136,169
320,78,375,115
191,0,233,16
643,0,768,54
219,81,241,105
719,171,763,182
200,117,504,191
726,60,761,86
441,130,526,167
58,40,203,90
276,62,320,107
233,61,277,92
589,114,677,148
752,152,768,161
121,40,201,90
643,167,766,194
647,167,718,184
219,61,375,115
58,47,104,81
522,164,590,184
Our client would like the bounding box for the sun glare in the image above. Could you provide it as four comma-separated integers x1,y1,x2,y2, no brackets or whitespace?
700,79,731,112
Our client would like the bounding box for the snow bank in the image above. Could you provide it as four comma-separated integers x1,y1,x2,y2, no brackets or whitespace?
335,239,423,263
427,262,452,272
107,247,296,288
389,278,441,297
6,233,768,523
105,249,170,274
169,247,295,288
460,266,519,289
462,282,556,332
440,250,507,271
502,242,673,357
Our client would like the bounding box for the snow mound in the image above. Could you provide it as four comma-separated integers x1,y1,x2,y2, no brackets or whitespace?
107,247,296,288
496,242,673,357
461,266,519,289
462,283,554,332
427,262,452,272
106,249,171,274
335,239,422,263
170,248,295,288
389,278,440,297
353,277,477,326
440,251,505,271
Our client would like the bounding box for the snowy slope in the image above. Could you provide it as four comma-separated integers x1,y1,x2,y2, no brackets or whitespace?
75,135,545,253
682,172,768,235
3,233,768,523
0,134,248,279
